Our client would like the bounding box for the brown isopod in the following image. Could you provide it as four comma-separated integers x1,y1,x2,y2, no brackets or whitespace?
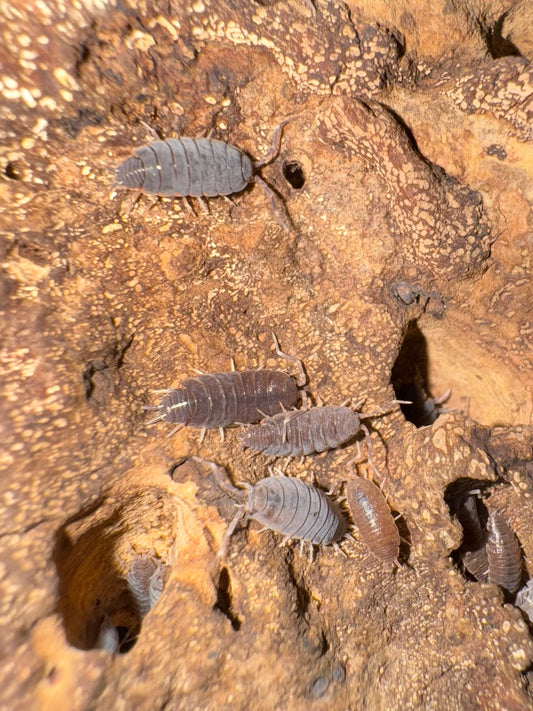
486,510,523,595
345,476,400,566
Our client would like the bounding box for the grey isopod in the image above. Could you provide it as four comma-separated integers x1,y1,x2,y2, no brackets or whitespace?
144,334,306,438
240,405,362,457
126,555,168,618
114,123,290,228
345,477,400,566
486,510,523,595
201,459,347,558
240,400,404,477
243,475,347,545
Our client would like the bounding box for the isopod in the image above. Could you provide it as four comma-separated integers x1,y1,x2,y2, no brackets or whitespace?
144,334,306,438
240,405,362,457
126,555,168,618
515,580,533,623
201,459,347,558
240,400,403,477
114,122,290,228
345,477,400,566
486,510,523,595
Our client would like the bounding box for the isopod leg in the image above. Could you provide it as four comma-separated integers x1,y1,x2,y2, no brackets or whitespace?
360,424,384,481
167,423,185,437
253,176,292,233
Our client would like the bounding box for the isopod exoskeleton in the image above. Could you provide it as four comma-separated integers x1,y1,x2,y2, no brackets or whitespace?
114,122,291,228
345,477,400,566
240,399,403,479
244,475,348,546
486,510,523,595
144,334,306,438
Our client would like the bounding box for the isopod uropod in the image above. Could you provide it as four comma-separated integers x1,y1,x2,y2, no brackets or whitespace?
114,122,291,228
345,477,400,566
486,510,523,595
144,334,306,438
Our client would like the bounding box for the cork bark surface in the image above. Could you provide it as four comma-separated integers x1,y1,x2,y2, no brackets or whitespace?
1,1,532,709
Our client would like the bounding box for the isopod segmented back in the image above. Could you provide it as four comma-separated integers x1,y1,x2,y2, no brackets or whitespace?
246,476,347,546
115,138,254,198
240,405,362,457
156,370,301,430
486,510,523,595
345,477,400,566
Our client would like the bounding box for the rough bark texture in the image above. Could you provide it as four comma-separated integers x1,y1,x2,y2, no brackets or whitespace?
1,0,532,709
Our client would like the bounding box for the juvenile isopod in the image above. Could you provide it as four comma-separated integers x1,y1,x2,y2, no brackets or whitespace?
114,122,291,228
144,334,306,438
199,459,348,558
345,476,400,566
240,399,405,476
486,510,523,595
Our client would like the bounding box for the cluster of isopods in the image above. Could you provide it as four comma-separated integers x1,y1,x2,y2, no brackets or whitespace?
112,126,531,648
143,334,403,567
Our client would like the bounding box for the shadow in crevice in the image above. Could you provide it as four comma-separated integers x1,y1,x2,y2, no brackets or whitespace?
287,558,311,621
283,160,306,189
444,478,492,583
391,320,450,427
479,12,522,59
213,567,241,631
391,509,411,566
